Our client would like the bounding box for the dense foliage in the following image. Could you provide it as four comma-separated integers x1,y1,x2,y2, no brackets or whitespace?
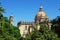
51,16,60,37
0,21,21,40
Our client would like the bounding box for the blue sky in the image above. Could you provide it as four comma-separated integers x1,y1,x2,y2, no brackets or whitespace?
0,0,60,26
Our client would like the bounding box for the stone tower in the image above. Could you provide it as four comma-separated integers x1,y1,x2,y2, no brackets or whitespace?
9,15,14,25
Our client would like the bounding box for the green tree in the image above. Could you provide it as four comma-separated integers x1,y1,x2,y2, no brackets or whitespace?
51,16,60,37
0,3,21,40
30,23,59,40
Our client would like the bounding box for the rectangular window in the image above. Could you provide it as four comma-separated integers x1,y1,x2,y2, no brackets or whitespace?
25,26,27,30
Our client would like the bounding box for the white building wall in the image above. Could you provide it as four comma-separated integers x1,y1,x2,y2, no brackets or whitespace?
19,25,33,37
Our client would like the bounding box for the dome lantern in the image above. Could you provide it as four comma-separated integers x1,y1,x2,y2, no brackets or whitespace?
39,6,43,11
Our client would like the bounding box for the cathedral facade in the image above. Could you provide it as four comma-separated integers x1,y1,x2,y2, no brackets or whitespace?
17,6,52,37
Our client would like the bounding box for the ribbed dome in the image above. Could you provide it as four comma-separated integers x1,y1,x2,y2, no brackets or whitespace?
35,6,48,23
36,11,47,18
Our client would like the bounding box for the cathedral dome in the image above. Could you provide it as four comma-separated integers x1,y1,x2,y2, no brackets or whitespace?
36,6,48,18
35,6,48,23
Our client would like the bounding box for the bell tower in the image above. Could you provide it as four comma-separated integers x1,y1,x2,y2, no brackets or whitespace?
9,15,14,25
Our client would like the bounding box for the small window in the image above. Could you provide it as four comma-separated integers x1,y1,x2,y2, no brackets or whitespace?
25,26,27,30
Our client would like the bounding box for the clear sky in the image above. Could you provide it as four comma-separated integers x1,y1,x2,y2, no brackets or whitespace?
0,0,60,26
